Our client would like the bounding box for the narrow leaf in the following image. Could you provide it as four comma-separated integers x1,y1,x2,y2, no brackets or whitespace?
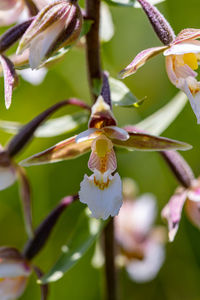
0,55,18,109
109,77,143,107
135,92,187,135
112,131,192,151
0,111,88,137
17,166,34,238
39,209,105,284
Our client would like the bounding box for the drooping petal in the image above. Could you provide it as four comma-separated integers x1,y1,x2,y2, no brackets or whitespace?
17,166,34,238
112,131,191,151
126,241,165,283
164,41,200,56
0,165,17,191
174,28,200,45
103,126,129,141
185,200,200,229
0,55,18,109
162,189,187,242
21,136,92,166
20,67,47,85
79,172,122,220
180,79,200,124
119,46,167,79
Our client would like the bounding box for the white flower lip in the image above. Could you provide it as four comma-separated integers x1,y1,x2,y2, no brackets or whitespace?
79,171,123,220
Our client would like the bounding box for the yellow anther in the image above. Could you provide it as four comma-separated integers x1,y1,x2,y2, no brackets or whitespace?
183,53,198,70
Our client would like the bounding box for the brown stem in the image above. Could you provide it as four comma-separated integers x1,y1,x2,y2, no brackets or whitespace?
104,218,117,300
85,0,102,102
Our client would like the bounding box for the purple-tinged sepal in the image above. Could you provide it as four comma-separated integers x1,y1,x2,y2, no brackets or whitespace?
136,0,175,45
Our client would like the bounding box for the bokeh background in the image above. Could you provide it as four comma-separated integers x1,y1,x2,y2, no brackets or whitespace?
1,0,200,299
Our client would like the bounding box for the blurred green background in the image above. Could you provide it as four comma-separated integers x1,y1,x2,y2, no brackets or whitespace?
1,0,200,299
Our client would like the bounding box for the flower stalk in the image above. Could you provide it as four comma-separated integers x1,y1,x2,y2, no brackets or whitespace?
85,0,102,102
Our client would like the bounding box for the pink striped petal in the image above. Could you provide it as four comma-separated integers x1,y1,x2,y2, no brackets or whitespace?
162,189,187,242
164,41,200,56
119,46,167,79
174,28,200,45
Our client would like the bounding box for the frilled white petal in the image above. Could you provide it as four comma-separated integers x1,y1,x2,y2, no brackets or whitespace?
20,68,47,85
126,241,165,283
79,172,122,220
0,166,17,191
0,277,28,300
164,41,200,56
76,128,98,143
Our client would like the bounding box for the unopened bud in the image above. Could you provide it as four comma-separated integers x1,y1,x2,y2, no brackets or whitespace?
17,0,83,69
137,0,175,45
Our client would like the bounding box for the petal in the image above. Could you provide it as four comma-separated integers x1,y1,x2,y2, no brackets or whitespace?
161,190,187,242
0,277,28,300
79,172,122,220
115,195,157,252
119,46,167,79
88,96,117,129
164,41,200,56
112,131,191,151
21,136,92,166
76,128,98,143
180,79,200,124
20,67,47,85
185,200,200,229
0,0,24,26
0,165,17,191
103,126,129,141
126,241,165,283
165,55,179,87
29,19,65,69
187,179,200,202
0,55,18,109
174,28,200,45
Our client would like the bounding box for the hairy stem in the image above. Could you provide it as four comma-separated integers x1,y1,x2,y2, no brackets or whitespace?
85,0,102,102
104,218,117,300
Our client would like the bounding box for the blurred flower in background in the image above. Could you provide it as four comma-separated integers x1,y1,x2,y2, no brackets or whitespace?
115,178,166,283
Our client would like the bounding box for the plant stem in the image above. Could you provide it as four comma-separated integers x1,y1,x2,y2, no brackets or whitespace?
85,0,102,102
104,218,117,300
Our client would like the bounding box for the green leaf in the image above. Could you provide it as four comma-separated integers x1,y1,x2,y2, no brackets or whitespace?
0,111,88,138
39,209,105,284
103,0,165,7
135,92,187,135
109,77,143,107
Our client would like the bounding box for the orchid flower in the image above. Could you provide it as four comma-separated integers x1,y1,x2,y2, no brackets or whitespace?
119,0,200,123
115,179,166,282
161,151,200,242
21,91,191,220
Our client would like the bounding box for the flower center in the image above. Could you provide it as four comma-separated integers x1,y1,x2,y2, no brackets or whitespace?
183,53,198,70
95,138,110,157
93,175,110,190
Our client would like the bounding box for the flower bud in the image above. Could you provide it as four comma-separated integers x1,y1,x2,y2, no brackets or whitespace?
17,0,83,69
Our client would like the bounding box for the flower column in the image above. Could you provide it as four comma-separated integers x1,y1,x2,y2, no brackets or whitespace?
85,1,117,299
